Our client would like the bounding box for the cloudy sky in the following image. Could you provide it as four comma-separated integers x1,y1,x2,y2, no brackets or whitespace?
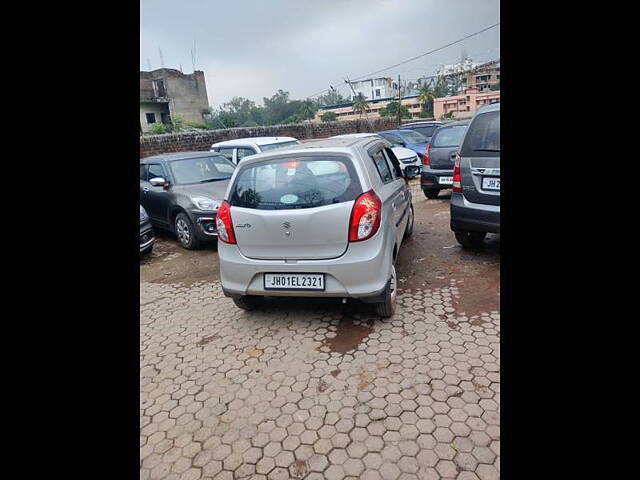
140,0,500,109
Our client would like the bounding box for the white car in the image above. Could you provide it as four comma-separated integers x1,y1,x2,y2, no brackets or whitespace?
330,134,420,170
210,137,300,165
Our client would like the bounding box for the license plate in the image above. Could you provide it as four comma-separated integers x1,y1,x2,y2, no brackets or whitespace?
439,176,453,185
264,273,325,291
482,177,500,191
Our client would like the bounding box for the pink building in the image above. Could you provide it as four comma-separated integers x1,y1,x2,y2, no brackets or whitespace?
433,88,500,120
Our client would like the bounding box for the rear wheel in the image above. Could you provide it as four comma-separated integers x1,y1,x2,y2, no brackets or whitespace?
233,296,263,311
424,188,440,199
455,231,487,249
175,213,200,250
404,204,414,239
374,265,397,318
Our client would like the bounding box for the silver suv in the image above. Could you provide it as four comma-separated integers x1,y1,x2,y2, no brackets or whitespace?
216,136,420,317
450,102,500,248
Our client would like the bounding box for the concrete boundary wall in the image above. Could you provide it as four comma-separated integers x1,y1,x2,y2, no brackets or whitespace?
140,117,398,158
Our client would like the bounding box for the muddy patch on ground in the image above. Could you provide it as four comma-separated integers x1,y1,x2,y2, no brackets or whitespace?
323,316,372,354
452,265,500,317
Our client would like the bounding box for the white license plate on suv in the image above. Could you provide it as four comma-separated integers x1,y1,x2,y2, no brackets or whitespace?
482,177,500,191
439,176,453,185
264,273,325,291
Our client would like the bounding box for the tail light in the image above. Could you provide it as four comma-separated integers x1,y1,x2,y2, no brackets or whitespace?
349,190,382,242
423,144,431,166
452,152,462,193
215,200,236,244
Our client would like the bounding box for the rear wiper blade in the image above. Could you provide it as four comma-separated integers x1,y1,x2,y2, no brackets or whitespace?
199,178,227,183
472,148,500,152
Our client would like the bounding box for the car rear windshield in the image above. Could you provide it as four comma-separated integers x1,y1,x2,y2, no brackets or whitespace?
260,140,300,151
398,130,428,144
229,156,362,210
404,125,437,139
431,125,468,147
169,156,235,184
460,111,500,157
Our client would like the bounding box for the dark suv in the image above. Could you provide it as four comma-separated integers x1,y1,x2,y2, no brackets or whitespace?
140,152,236,249
450,103,500,248
421,120,469,199
399,121,443,143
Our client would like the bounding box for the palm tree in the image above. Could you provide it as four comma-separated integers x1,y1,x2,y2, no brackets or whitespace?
352,93,370,119
418,83,435,117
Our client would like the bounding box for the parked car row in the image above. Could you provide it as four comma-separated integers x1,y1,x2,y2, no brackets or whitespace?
139,103,499,315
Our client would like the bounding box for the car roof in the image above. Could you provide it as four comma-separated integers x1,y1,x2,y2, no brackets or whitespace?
474,102,500,114
330,133,377,139
400,121,443,127
234,136,388,166
141,151,224,163
211,136,298,147
434,119,470,128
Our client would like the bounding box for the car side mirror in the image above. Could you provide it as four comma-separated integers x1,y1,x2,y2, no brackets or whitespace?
149,177,166,187
404,165,420,179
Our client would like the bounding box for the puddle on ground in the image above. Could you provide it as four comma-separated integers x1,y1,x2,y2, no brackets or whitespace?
322,316,372,354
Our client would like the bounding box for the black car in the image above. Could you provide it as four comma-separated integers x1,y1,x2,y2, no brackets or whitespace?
140,152,236,249
399,121,444,143
140,205,155,255
420,120,469,199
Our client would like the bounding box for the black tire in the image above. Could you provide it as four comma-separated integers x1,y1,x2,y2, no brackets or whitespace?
233,296,263,311
140,245,153,256
374,265,397,318
174,212,200,250
424,188,440,199
454,231,487,249
404,204,414,239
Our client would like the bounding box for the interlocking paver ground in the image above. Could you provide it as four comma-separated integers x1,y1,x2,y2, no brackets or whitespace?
141,191,499,479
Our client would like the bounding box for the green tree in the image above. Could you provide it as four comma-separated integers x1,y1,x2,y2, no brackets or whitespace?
300,99,318,122
440,111,455,120
379,101,410,119
320,111,338,122
352,93,370,119
317,88,346,107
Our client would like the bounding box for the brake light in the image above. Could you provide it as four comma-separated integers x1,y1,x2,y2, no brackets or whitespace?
452,152,462,193
423,144,431,166
215,200,236,244
349,190,382,242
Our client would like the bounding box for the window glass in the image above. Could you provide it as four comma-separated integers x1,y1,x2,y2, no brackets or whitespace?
259,140,300,151
398,130,428,143
217,147,235,162
230,156,361,210
147,164,165,180
237,148,257,161
383,148,403,179
431,125,468,147
404,125,437,138
145,113,156,124
370,150,393,183
460,111,500,156
379,133,403,145
169,156,235,184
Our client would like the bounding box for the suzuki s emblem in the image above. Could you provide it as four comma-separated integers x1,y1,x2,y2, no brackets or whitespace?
282,221,291,229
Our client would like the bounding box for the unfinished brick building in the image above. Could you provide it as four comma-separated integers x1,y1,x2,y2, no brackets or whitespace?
140,69,209,133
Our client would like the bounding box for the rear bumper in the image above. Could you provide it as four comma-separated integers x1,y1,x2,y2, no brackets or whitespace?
218,233,393,299
450,192,500,233
421,167,454,190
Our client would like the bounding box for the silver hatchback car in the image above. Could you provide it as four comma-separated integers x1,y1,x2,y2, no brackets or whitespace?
216,136,420,317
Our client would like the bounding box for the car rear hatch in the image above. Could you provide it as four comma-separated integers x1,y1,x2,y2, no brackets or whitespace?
429,124,468,170
228,155,363,260
458,110,500,206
